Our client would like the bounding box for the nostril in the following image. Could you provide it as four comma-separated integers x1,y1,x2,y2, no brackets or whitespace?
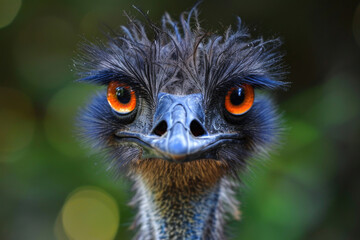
190,120,206,137
153,120,168,136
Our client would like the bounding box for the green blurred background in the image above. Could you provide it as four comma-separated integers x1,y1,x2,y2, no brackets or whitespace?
1,0,359,239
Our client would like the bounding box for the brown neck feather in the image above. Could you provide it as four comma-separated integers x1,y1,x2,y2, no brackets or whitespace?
129,159,237,240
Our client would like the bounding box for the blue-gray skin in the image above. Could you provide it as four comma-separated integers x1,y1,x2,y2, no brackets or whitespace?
119,93,240,162
75,6,287,240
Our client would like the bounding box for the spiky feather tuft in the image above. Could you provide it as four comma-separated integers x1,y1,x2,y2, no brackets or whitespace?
74,7,287,109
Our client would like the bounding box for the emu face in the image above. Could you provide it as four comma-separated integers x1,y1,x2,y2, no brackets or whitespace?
107,87,280,165
76,8,286,239
76,9,285,176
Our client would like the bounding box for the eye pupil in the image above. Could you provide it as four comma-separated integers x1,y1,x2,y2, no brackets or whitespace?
224,84,254,116
230,87,245,105
116,87,131,104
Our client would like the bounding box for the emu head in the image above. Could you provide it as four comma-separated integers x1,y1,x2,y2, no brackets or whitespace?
76,9,286,179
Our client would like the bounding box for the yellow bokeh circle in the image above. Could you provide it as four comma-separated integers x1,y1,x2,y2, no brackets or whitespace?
61,186,119,240
0,0,22,28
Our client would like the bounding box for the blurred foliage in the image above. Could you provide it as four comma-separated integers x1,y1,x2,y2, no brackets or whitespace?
0,0,359,239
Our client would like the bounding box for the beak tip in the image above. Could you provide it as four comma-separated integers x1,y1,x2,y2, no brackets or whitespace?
167,138,188,155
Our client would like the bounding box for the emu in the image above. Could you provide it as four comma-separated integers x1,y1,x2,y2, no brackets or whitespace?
75,6,286,240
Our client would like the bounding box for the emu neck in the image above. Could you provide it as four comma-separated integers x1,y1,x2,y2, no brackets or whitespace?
132,159,230,240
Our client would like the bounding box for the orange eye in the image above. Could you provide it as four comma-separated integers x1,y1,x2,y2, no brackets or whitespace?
225,84,254,115
107,81,137,114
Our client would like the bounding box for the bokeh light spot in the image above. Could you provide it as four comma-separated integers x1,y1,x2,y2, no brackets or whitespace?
14,16,75,91
286,119,319,151
44,83,97,157
79,11,104,36
61,186,119,240
0,0,21,28
0,87,35,159
313,74,360,127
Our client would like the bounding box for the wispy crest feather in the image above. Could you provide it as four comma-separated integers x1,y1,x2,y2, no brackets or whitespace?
74,6,286,108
